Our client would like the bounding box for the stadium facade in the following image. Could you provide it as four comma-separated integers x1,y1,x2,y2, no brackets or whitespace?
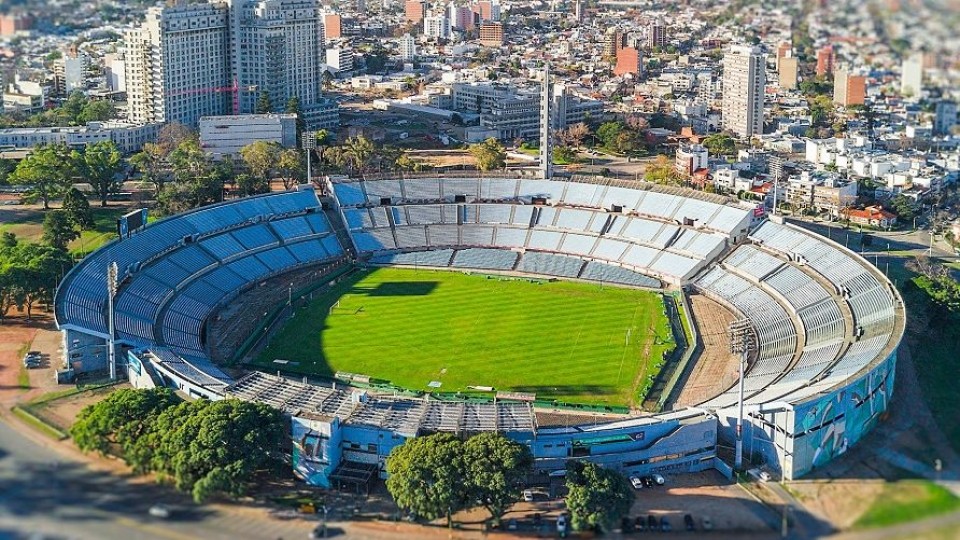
54,176,904,484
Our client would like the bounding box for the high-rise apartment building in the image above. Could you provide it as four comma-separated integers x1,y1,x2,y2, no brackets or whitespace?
934,100,957,135
405,0,426,24
478,22,503,46
648,18,666,49
816,45,835,76
226,0,325,115
125,1,332,127
125,4,231,127
398,34,417,61
614,47,642,77
721,45,765,138
573,0,584,22
901,52,923,97
323,13,342,40
778,56,798,90
424,15,450,39
833,70,866,106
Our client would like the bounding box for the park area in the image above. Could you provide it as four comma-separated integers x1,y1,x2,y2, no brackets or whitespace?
255,267,675,407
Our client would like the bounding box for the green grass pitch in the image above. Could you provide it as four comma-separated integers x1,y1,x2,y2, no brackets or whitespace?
255,267,675,407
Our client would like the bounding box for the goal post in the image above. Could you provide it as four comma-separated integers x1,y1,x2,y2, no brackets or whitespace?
329,300,340,315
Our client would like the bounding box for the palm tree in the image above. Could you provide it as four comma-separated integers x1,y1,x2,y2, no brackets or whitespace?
342,136,375,177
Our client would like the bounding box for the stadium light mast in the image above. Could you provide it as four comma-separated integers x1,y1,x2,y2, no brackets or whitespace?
107,261,118,381
729,318,753,471
302,131,316,186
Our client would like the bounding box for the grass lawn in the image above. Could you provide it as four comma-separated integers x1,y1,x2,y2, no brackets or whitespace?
256,267,675,407
0,204,126,256
854,480,960,528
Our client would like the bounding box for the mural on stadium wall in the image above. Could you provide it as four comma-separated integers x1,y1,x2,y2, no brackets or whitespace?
291,416,342,488
790,351,897,477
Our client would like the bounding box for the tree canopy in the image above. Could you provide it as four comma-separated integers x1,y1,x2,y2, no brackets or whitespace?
469,138,506,171
0,235,73,321
385,432,532,524
61,187,94,230
42,210,79,251
74,140,124,207
8,144,76,209
565,461,635,532
72,391,285,503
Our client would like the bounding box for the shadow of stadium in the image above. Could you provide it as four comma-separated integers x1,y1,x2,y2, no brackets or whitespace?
350,281,439,297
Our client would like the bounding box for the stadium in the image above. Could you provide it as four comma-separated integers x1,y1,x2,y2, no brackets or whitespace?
53,173,905,488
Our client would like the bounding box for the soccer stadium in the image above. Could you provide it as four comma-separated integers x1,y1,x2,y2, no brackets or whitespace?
54,174,905,487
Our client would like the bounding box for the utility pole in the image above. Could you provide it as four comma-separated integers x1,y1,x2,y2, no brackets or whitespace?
729,318,754,471
107,262,118,381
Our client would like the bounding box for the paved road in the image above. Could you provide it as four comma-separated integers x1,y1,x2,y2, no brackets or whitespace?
0,417,314,540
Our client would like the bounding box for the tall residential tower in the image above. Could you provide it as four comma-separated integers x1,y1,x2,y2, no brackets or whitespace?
721,45,766,138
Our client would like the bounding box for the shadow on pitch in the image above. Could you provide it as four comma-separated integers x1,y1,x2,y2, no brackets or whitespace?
351,281,439,297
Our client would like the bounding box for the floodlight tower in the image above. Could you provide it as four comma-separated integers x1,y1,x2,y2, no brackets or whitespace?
302,131,316,185
107,261,119,381
539,64,554,179
729,318,754,471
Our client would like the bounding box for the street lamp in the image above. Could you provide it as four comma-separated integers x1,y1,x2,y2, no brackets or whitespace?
106,262,118,381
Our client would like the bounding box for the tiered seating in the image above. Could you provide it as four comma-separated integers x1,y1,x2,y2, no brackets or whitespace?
451,248,518,270
580,262,661,288
518,252,584,278
369,249,455,266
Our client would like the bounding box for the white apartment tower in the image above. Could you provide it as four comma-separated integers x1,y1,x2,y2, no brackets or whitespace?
225,0,325,114
721,45,766,139
124,4,231,127
398,34,417,62
539,65,554,179
423,15,450,39
900,52,923,97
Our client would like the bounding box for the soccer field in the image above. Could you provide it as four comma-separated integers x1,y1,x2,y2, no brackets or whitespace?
255,267,676,407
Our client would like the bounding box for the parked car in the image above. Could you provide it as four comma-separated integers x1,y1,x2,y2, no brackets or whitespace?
22,351,41,368
621,517,634,533
642,476,654,488
684,513,695,531
556,514,567,535
523,489,535,502
702,516,714,530
660,517,671,532
630,476,643,490
507,518,518,531
647,515,658,529
634,516,646,532
759,470,772,482
652,473,665,485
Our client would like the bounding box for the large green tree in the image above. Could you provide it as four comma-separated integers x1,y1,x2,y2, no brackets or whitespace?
463,433,533,523
468,138,506,171
75,140,124,207
130,142,171,194
564,461,634,533
150,399,285,503
0,238,73,320
702,133,736,157
61,187,94,230
342,135,376,176
240,140,281,181
385,433,468,524
70,388,180,472
276,148,304,189
42,210,79,250
8,144,75,209
256,91,273,114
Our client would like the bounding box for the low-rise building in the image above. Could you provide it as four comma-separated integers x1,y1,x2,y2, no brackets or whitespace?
786,170,858,215
0,122,160,154
845,205,897,228
199,114,298,159
676,143,708,175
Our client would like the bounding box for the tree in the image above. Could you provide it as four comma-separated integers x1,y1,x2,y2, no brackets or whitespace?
565,461,634,533
566,122,590,148
151,399,284,503
233,173,269,197
468,138,506,171
130,142,170,194
169,139,211,182
0,239,73,321
887,194,916,221
256,91,273,114
77,100,115,124
61,187,94,230
462,433,533,523
276,149,304,189
42,210,79,250
702,133,736,157
596,121,623,149
76,140,123,207
644,154,683,185
8,144,75,209
240,141,281,181
70,388,180,472
157,123,197,155
385,433,468,524
342,135,376,176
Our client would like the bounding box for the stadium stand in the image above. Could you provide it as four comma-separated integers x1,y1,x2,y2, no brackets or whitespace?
56,176,903,483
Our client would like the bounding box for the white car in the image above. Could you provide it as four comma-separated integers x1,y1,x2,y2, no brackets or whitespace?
522,489,534,502
148,504,171,519
630,476,643,490
759,470,772,482
652,473,665,485
556,515,567,534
